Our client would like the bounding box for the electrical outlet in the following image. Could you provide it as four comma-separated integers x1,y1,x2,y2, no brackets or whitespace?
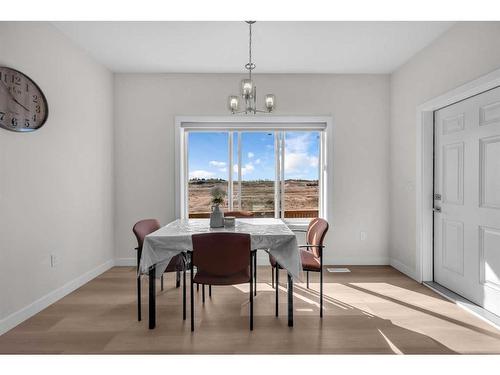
50,254,57,268
360,231,367,241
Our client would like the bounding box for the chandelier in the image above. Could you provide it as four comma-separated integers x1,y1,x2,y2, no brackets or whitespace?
227,21,276,114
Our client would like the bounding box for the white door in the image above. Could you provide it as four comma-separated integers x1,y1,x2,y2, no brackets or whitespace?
434,86,500,317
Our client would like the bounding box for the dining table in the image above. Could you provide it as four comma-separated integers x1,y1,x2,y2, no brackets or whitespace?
139,218,302,329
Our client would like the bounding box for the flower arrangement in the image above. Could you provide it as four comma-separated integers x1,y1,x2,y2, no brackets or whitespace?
210,186,226,206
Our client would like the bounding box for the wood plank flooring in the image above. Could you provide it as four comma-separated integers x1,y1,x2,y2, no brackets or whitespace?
1,265,500,354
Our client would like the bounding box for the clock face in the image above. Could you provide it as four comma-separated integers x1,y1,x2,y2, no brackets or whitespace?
0,67,48,132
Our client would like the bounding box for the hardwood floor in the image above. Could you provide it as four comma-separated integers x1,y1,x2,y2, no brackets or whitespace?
1,265,499,354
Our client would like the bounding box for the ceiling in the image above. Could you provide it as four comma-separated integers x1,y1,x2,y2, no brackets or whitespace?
53,21,454,74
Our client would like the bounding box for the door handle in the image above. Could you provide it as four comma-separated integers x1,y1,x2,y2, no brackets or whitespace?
433,207,442,213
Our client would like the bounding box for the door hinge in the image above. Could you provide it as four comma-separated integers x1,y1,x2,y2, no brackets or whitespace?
434,193,442,200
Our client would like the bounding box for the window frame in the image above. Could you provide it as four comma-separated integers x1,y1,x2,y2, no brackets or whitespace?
175,116,333,225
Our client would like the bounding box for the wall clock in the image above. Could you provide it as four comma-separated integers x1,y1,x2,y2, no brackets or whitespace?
0,67,48,132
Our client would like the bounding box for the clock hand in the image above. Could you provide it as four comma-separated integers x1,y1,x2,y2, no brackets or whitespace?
12,97,30,112
0,80,30,112
0,80,15,100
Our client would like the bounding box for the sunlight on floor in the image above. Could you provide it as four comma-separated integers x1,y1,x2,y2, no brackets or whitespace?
377,329,403,354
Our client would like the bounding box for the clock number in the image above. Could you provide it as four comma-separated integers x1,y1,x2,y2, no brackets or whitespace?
11,75,21,85
24,119,30,128
0,112,5,121
32,114,37,122
36,104,41,113
11,118,18,127
33,94,39,103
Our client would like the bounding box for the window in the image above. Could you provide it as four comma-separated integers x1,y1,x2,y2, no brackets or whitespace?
177,117,329,222
187,132,229,217
283,131,320,218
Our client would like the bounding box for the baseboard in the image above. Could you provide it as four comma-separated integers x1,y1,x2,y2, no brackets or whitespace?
0,259,114,336
114,257,136,266
390,258,418,281
255,255,390,266
329,257,390,265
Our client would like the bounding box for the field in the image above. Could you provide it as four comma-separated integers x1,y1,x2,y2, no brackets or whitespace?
188,179,319,218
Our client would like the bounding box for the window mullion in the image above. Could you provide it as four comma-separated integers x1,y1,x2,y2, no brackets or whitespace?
228,131,233,211
280,131,285,219
274,131,280,218
237,132,242,210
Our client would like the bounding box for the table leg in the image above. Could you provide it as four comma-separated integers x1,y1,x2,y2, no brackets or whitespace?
183,269,186,320
288,273,293,327
149,265,156,329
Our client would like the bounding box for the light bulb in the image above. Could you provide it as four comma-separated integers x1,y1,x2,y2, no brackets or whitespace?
241,79,254,98
228,95,239,113
265,94,275,112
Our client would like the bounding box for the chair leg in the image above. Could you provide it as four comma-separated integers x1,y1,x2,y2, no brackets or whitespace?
320,259,323,318
183,269,186,321
254,253,257,296
209,285,212,298
176,270,181,288
307,271,309,289
161,274,164,291
137,250,141,321
250,253,254,331
202,284,205,303
190,257,194,332
275,266,279,317
271,266,274,289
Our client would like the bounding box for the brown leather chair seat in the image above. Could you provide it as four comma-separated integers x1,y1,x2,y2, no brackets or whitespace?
269,254,278,268
165,254,186,272
194,267,251,285
269,249,321,271
300,249,321,271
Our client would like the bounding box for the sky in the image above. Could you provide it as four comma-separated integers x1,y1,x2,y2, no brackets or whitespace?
188,131,320,181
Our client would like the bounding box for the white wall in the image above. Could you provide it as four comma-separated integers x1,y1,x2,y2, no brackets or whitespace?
114,73,391,265
0,23,114,329
390,22,500,278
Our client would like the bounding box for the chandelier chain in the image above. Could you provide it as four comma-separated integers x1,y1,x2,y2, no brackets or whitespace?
248,22,252,80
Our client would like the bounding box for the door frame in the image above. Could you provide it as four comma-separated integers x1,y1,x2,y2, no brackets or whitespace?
416,67,500,283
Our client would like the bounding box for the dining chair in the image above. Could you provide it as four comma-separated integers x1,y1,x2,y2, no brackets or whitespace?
269,218,329,317
190,232,255,331
223,210,258,296
223,210,255,218
133,219,187,321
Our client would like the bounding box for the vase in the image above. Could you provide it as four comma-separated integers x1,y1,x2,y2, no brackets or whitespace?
209,204,224,228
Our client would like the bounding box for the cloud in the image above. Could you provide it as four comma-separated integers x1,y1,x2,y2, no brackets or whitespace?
284,133,319,176
209,160,226,168
286,132,312,154
247,152,254,159
285,153,319,173
255,158,261,164
233,163,255,176
189,170,216,179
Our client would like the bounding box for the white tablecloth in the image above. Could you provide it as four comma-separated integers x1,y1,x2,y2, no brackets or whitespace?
140,218,302,280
